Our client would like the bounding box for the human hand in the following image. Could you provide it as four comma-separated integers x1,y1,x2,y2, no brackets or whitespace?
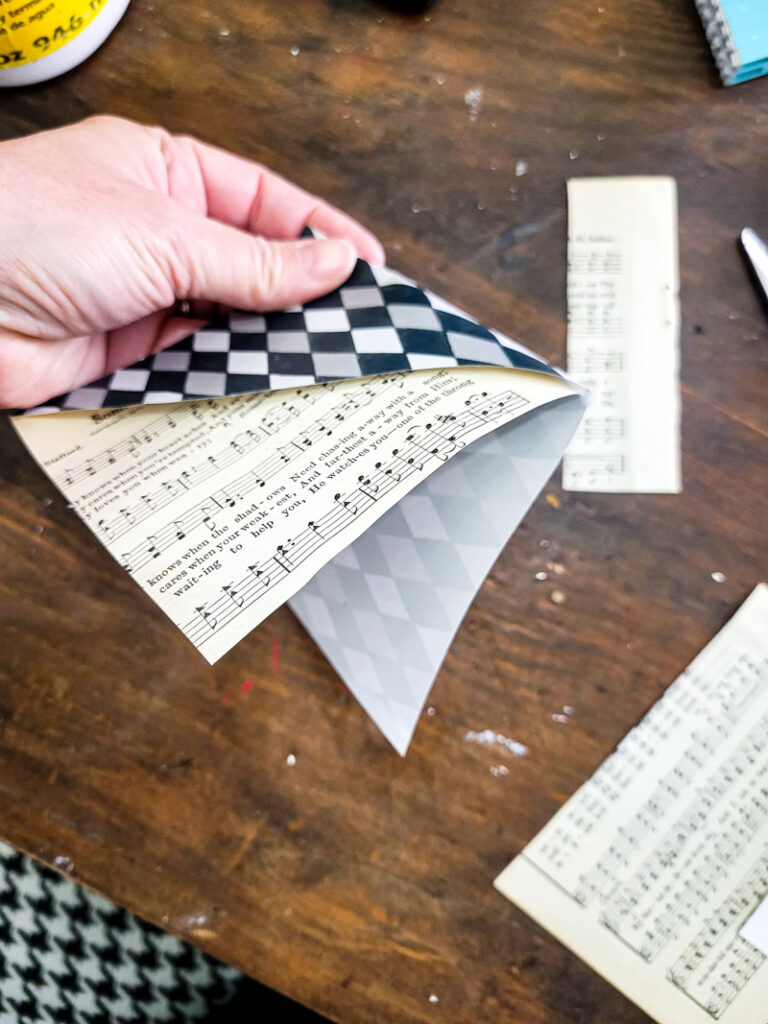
0,116,385,409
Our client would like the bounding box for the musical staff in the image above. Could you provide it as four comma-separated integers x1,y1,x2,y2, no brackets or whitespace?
180,388,529,647
497,586,768,1024
52,386,326,488
562,177,680,494
91,375,407,552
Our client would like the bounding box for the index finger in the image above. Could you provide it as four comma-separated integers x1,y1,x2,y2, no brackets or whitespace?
167,134,386,265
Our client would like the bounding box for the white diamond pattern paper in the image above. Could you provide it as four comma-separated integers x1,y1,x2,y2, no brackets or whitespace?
290,398,585,753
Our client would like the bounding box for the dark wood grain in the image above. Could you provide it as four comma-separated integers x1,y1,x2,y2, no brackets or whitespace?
1,2,767,1022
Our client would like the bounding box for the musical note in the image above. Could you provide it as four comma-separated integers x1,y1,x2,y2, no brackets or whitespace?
195,605,217,631
357,475,379,500
392,447,423,471
230,431,256,455
201,500,221,529
374,460,401,483
161,480,183,499
274,542,295,573
405,426,451,462
333,493,358,517
222,583,244,608
308,520,324,539
172,520,186,541
146,535,162,559
463,392,490,422
220,488,241,509
248,564,270,588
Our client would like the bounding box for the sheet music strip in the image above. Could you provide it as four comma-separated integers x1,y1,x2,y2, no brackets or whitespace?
12,366,576,664
562,176,681,494
495,584,768,1024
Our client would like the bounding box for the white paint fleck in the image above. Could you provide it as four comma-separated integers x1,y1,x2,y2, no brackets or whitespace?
286,753,297,766
464,87,483,121
563,705,574,716
597,132,607,141
477,200,486,210
515,158,528,176
429,993,439,1004
54,855,73,873
490,159,499,170
569,149,579,160
427,706,436,717
465,729,528,757
172,910,210,930
552,713,569,724
436,74,446,85
535,571,548,581
290,46,300,56
42,497,53,506
490,765,509,777
727,312,740,320
34,525,44,534
219,28,230,36
711,571,726,583
412,202,424,214
550,589,566,605
539,538,550,548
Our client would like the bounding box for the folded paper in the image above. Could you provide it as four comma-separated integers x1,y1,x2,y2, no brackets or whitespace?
495,584,768,1024
13,256,586,753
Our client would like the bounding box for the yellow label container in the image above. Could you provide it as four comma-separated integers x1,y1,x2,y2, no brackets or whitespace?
0,0,130,85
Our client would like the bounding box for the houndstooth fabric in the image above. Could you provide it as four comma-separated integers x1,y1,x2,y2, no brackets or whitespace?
0,843,240,1024
27,260,555,415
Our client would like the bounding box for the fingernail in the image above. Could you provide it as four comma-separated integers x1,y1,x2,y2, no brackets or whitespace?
300,239,356,279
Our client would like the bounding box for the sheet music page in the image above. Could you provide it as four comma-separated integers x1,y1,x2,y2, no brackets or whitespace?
562,176,681,493
13,366,575,663
495,584,768,1024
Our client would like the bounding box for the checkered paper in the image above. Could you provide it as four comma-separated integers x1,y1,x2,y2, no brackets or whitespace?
27,258,585,754
29,260,556,414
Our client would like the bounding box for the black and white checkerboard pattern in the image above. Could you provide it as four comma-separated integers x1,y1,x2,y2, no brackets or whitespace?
29,260,555,414
0,842,240,1024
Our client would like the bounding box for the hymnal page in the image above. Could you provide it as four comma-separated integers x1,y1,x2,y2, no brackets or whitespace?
495,584,768,1024
13,366,575,664
562,176,681,493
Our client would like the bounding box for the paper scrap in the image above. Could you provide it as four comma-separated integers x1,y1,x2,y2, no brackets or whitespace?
562,176,681,493
495,583,768,1024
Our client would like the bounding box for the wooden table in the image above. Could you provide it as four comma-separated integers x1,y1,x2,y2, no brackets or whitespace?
1,2,766,1021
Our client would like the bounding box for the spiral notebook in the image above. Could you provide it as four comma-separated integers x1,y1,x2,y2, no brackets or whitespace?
695,0,768,85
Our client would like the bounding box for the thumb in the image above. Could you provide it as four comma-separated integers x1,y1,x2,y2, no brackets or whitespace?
170,215,358,311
